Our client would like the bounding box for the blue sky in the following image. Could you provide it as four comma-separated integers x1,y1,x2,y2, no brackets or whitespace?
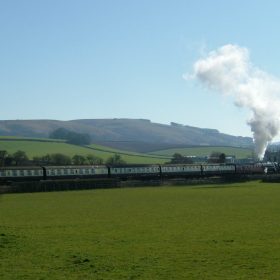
1,0,280,138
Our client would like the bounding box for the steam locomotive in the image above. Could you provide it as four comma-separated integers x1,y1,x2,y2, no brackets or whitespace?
0,163,267,183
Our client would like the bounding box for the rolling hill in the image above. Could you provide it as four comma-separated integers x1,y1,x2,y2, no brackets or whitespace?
0,119,253,152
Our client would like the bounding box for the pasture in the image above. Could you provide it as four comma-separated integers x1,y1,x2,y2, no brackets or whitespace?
0,137,253,165
1,181,280,279
150,146,253,159
0,138,169,164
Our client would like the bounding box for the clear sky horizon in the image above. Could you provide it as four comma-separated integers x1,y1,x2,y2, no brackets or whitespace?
1,0,280,139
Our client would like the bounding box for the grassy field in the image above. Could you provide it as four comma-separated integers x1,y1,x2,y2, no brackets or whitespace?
0,139,169,164
1,181,280,279
150,146,253,159
0,137,253,165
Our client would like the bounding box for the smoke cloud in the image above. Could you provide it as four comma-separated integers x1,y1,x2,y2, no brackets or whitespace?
186,44,280,159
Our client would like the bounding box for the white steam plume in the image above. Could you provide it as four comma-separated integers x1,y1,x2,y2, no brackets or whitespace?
186,44,280,159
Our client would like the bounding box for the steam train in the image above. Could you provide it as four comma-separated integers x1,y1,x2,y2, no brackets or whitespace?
0,163,269,183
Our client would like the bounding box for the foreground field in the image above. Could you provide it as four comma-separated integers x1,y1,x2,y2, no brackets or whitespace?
1,181,280,279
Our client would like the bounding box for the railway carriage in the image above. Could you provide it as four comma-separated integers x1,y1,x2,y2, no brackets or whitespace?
161,164,202,177
202,164,236,175
0,162,267,184
0,166,44,182
43,165,109,179
109,164,161,179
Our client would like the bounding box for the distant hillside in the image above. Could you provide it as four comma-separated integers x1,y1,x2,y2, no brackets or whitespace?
0,119,253,152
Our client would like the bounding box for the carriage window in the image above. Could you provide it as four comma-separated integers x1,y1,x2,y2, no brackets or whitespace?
12,170,18,176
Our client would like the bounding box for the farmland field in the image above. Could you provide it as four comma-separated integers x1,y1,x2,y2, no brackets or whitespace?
150,146,253,159
0,137,253,165
1,181,280,279
0,138,169,164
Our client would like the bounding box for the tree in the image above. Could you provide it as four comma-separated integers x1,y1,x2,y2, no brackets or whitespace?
4,156,13,166
67,132,91,145
169,153,194,164
0,150,8,166
106,154,126,165
50,153,72,165
32,154,51,165
208,152,226,163
72,155,86,165
41,154,52,165
49,127,70,139
49,128,91,145
86,154,103,165
170,153,184,163
219,153,226,163
13,150,29,166
33,156,42,165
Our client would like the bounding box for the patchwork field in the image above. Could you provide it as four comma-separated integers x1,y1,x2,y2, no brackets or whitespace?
0,137,253,165
1,181,280,279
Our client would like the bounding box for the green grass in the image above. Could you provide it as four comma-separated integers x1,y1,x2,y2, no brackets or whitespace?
0,139,169,164
1,181,280,279
0,141,93,158
150,146,253,159
0,137,252,165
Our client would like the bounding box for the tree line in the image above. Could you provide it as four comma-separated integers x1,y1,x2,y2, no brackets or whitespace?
0,150,227,167
0,150,126,166
169,152,226,164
